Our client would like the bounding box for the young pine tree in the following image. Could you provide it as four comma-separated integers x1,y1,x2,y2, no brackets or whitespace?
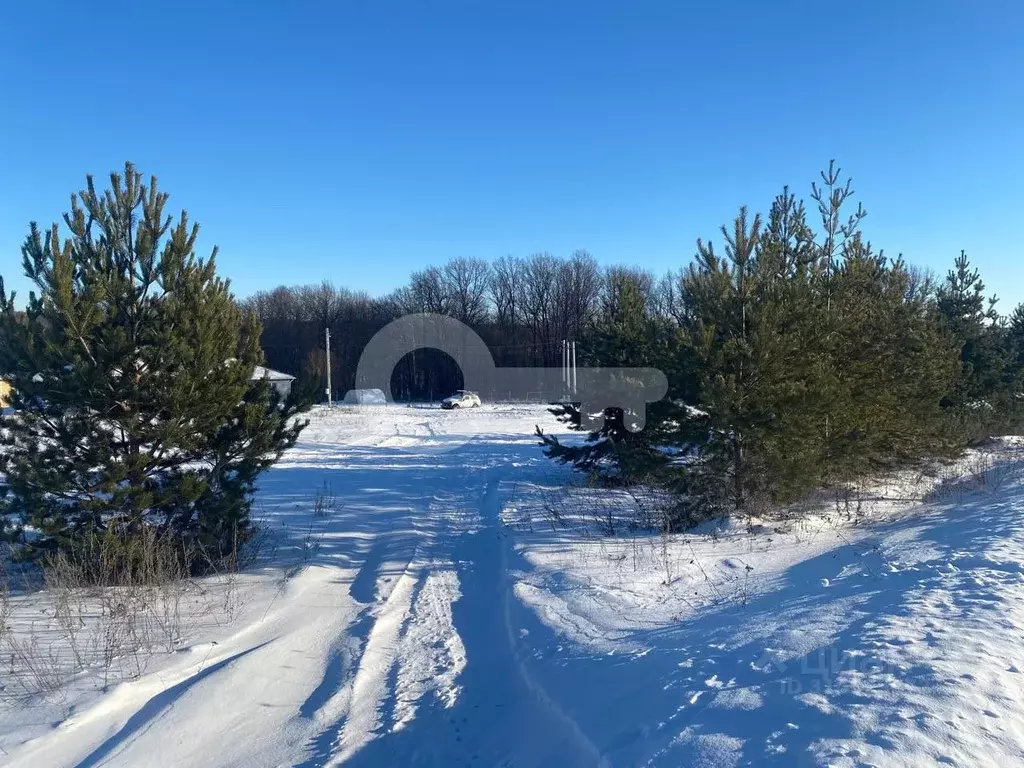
681,206,766,513
682,195,830,514
0,163,308,569
1009,304,1024,382
538,268,697,486
828,244,958,472
936,251,1012,437
1000,303,1024,430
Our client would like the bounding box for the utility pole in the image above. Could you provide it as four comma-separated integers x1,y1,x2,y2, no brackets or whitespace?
325,327,332,407
571,340,577,396
561,339,567,391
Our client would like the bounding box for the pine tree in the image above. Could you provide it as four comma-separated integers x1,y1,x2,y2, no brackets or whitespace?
1009,304,1024,378
744,190,831,499
532,165,1014,525
537,269,697,486
681,194,833,513
681,206,767,513
936,251,1011,437
828,244,958,472
1002,303,1024,428
0,163,308,569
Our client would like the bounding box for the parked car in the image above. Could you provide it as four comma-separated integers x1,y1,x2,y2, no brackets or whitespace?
441,390,481,409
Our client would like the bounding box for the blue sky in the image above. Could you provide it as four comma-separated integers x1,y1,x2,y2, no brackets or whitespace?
1,1,1022,310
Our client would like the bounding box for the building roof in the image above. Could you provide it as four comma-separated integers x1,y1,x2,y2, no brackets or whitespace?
252,365,296,382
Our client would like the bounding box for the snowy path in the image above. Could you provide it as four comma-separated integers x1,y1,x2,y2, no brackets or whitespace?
2,405,599,767
4,407,1024,767
344,473,607,768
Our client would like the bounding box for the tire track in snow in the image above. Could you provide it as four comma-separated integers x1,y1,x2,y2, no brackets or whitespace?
300,481,482,766
297,535,422,767
339,473,609,767
388,567,467,732
330,561,420,764
488,476,611,768
331,486,478,758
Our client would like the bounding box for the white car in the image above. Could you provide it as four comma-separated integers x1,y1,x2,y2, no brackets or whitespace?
441,390,481,409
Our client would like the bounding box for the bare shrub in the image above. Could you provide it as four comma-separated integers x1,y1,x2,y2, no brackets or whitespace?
301,522,323,564
538,489,565,532
0,524,257,703
594,499,617,537
833,485,865,523
4,626,68,699
44,526,193,589
924,441,1024,505
36,529,194,683
235,509,279,570
313,481,340,517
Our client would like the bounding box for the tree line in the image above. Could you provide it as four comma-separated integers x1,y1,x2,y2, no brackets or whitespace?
244,251,620,400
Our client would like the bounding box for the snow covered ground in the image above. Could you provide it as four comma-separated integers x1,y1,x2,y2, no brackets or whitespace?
2,404,1024,767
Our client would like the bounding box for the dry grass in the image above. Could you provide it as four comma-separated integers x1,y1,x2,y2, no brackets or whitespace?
0,527,257,705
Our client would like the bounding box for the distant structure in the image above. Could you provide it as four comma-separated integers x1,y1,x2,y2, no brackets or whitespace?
343,388,387,405
252,366,296,398
1,369,297,406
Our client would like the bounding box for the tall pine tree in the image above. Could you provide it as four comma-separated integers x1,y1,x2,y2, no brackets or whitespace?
0,163,308,569
1009,304,1024,381
936,251,1012,439
828,243,958,472
681,194,832,514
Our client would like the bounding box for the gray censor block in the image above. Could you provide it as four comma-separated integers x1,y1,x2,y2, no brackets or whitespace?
354,314,667,433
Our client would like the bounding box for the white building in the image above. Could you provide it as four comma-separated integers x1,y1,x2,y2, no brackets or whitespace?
252,366,296,398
